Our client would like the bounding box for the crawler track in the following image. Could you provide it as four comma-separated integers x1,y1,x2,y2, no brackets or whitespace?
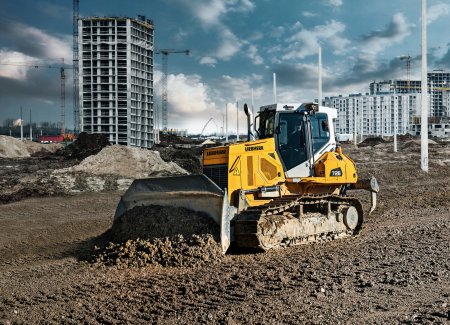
233,194,364,250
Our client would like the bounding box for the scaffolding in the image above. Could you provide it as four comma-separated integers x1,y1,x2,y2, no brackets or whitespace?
73,0,80,133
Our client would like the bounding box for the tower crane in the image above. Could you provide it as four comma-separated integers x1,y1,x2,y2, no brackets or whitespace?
155,49,189,131
399,55,412,85
0,59,73,136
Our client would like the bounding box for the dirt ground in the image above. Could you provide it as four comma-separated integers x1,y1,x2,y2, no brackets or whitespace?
0,139,449,324
0,134,190,204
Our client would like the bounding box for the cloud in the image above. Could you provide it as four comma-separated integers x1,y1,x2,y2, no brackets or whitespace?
218,74,263,100
0,19,76,126
182,0,255,27
212,74,267,133
176,0,254,63
302,11,318,17
247,31,263,42
270,55,412,99
361,13,411,56
37,2,72,21
152,71,219,132
0,66,71,100
174,29,189,42
167,73,216,116
274,63,319,89
199,56,217,66
0,50,37,80
265,64,329,104
246,45,263,65
194,0,227,26
427,2,450,24
318,54,424,97
270,26,285,39
0,82,71,129
326,48,450,96
159,72,264,134
0,68,69,119
227,0,255,13
216,29,243,60
282,20,350,60
0,20,72,62
435,47,450,69
343,12,413,83
0,18,74,125
323,0,343,7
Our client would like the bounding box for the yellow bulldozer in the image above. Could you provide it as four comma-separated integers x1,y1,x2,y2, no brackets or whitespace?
115,103,379,253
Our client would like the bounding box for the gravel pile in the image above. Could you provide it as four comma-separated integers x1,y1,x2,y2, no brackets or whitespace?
93,205,223,268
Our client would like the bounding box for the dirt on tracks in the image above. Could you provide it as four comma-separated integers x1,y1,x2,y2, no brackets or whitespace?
0,141,449,324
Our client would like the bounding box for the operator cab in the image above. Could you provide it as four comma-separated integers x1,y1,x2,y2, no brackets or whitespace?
255,103,337,177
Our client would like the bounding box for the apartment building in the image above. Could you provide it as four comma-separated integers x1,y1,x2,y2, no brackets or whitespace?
78,16,154,148
370,70,450,117
324,93,419,137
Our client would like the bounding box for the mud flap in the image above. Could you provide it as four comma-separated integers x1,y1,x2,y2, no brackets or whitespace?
114,175,232,253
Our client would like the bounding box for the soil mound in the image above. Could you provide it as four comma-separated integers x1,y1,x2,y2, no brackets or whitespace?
0,135,62,158
401,139,439,149
153,146,203,174
94,205,222,268
159,133,200,146
397,133,417,141
359,137,386,147
53,132,110,160
63,145,187,178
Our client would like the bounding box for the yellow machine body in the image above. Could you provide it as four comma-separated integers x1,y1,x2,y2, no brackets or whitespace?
203,138,284,208
203,139,359,209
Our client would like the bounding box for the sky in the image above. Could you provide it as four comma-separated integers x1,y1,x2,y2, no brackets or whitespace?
0,0,449,134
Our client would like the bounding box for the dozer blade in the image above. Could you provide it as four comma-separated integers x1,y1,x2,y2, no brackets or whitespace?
114,175,233,253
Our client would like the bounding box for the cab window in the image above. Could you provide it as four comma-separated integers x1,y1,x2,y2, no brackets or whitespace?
257,110,276,139
277,113,308,170
310,113,330,153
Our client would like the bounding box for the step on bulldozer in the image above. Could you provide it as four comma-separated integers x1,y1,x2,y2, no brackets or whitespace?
115,103,379,253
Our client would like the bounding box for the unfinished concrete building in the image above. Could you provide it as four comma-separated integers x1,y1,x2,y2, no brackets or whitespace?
370,71,450,118
78,16,154,148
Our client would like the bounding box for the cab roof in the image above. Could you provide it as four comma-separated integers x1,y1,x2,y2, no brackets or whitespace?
259,102,337,119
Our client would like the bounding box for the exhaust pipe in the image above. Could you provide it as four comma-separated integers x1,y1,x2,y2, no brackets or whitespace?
244,103,255,141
